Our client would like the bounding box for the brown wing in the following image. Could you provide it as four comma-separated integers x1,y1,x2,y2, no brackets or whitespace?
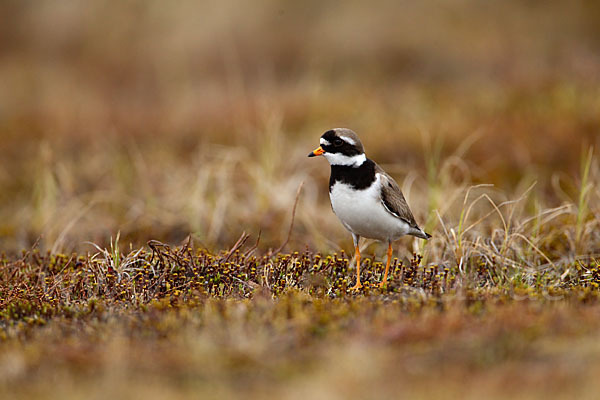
375,164,420,229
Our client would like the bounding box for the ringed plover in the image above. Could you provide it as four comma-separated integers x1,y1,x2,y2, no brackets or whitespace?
308,128,431,290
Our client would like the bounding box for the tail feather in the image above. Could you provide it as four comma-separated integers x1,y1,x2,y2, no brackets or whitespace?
410,227,432,240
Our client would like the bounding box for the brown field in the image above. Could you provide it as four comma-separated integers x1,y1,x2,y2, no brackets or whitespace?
1,1,600,399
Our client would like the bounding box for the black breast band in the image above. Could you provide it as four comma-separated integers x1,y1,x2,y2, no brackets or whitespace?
329,159,376,191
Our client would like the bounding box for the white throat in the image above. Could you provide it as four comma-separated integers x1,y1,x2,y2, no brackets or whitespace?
323,152,366,167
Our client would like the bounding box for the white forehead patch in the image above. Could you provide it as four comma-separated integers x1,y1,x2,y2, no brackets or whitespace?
339,135,356,145
320,138,331,146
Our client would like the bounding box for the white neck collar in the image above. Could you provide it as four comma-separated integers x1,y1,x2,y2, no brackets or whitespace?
323,153,366,167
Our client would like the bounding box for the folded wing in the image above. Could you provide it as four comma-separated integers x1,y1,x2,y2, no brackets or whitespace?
376,164,431,239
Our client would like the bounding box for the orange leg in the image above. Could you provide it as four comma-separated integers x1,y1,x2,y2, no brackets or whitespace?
379,242,393,288
349,244,362,290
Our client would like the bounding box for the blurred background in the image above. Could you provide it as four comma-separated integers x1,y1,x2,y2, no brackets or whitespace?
1,0,599,254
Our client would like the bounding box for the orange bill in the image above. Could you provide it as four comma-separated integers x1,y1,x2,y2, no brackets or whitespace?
308,146,325,157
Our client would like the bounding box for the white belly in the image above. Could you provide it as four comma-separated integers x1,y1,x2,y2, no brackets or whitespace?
329,174,410,241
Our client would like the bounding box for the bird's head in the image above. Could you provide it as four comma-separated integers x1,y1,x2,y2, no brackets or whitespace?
308,128,366,167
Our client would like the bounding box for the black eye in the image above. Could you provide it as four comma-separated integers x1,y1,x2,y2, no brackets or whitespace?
334,139,343,147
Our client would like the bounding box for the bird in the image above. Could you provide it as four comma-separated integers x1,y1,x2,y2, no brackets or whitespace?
308,128,431,290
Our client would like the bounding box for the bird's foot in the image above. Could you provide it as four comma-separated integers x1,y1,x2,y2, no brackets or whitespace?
349,282,363,291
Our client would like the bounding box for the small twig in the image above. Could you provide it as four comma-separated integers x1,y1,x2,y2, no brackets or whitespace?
20,236,42,263
231,275,258,290
182,235,193,252
147,240,166,266
183,235,197,270
224,231,250,263
244,229,262,260
274,181,304,254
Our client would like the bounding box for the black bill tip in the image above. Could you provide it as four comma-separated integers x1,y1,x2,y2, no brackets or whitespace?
308,152,316,157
